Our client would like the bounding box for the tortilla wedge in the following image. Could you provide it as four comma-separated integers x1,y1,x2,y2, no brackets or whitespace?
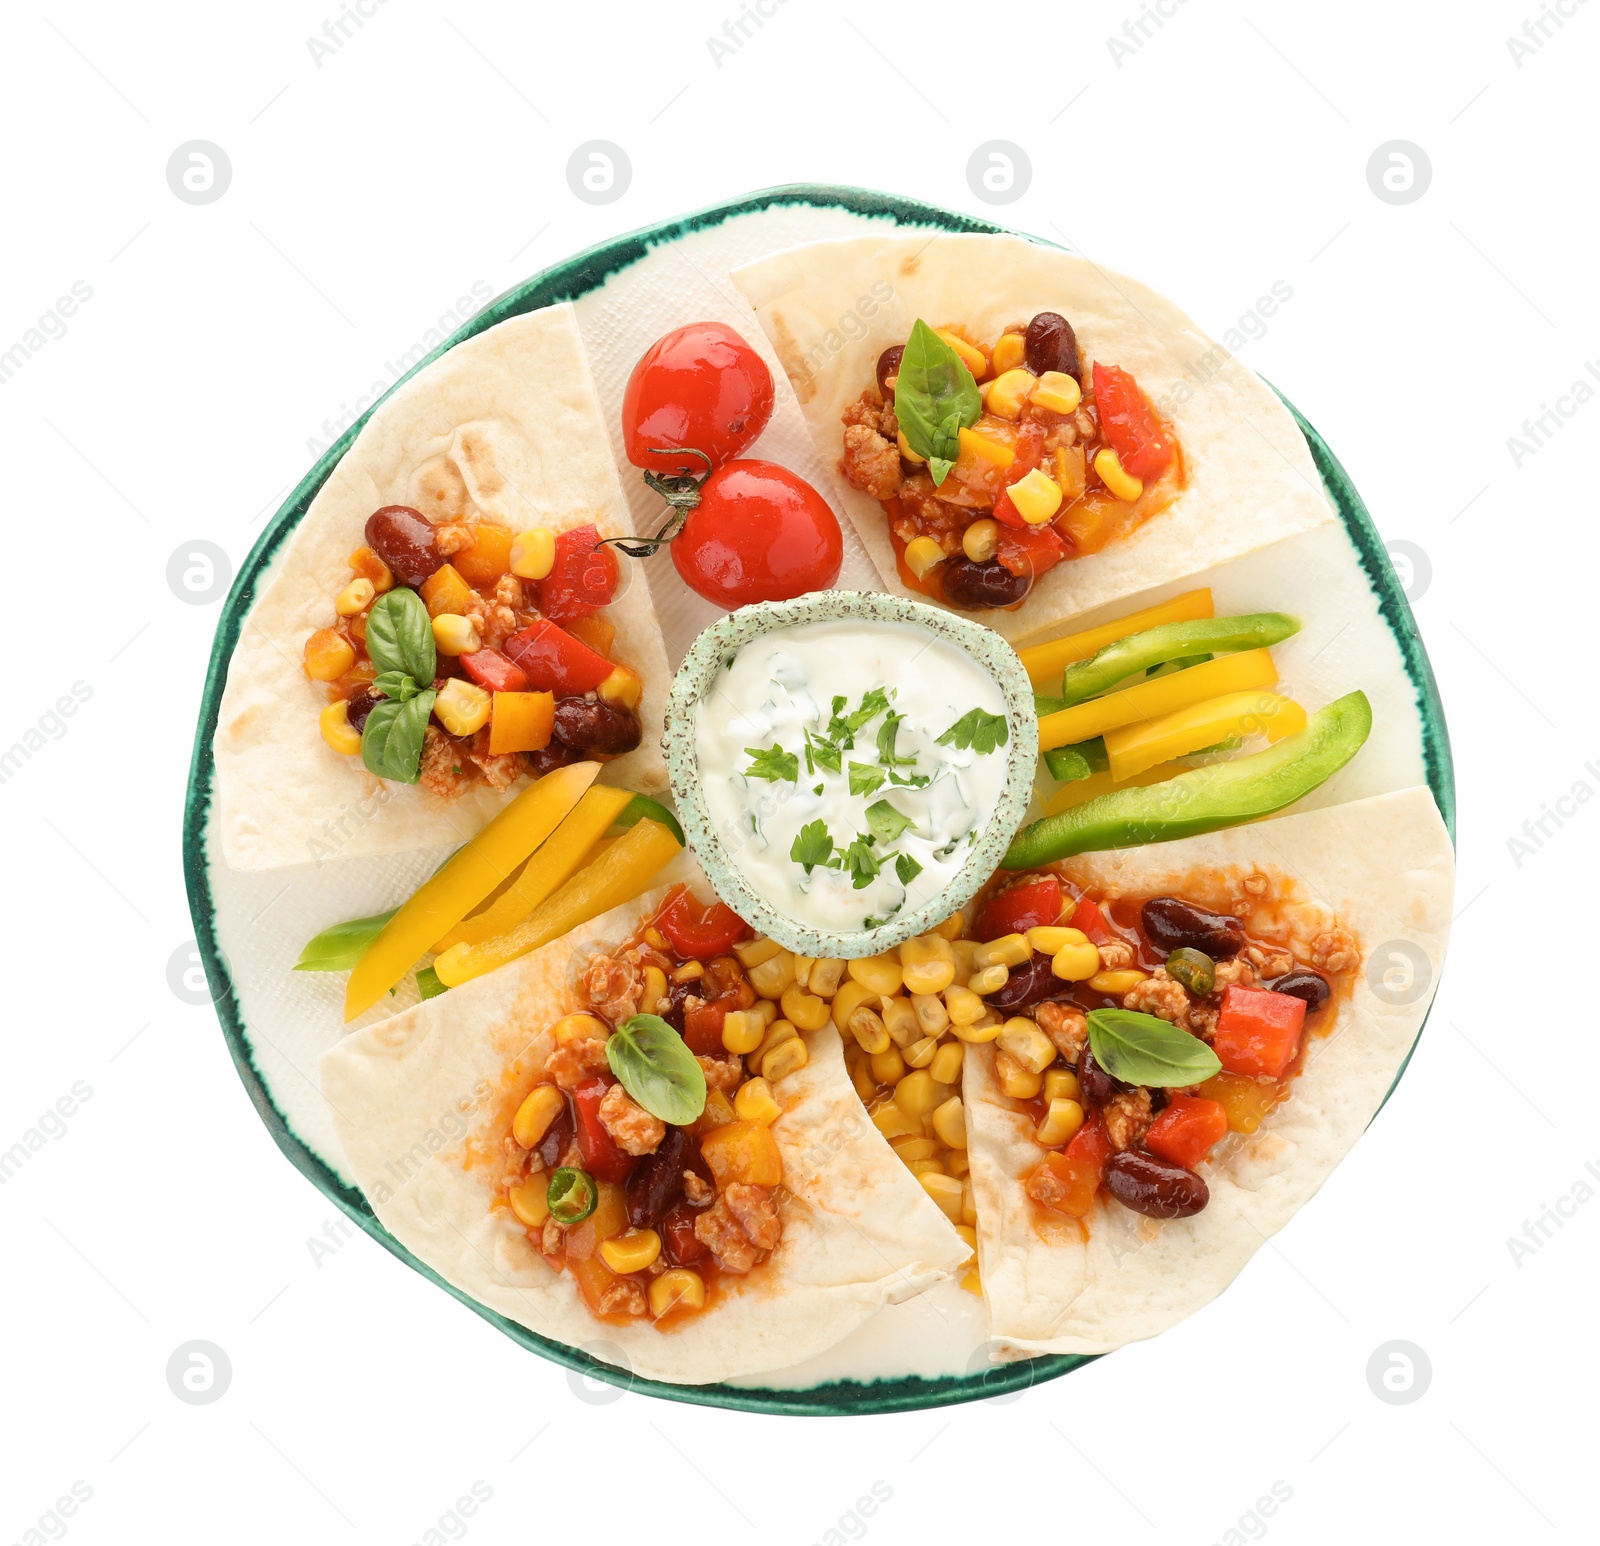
320,853,970,1385
963,786,1453,1357
730,233,1333,645
214,304,669,871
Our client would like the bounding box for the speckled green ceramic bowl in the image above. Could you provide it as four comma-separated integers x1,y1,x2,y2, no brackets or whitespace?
665,590,1038,959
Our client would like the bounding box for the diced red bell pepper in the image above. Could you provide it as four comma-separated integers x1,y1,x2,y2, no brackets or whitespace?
662,1202,708,1266
458,646,528,693
996,521,1070,579
1069,896,1109,943
975,874,1063,940
1027,1117,1111,1217
572,1078,633,1182
1092,362,1176,481
1143,1095,1229,1170
537,524,619,623
682,994,740,1057
1212,985,1306,1079
502,620,612,695
657,886,752,960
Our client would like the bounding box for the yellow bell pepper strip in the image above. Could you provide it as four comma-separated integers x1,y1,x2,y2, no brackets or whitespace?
430,783,634,953
344,762,598,1020
1043,762,1191,816
1105,691,1307,781
1038,649,1278,752
1017,588,1213,686
433,817,682,989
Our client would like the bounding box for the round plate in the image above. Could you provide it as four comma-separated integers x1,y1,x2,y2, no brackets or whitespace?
183,184,1454,1415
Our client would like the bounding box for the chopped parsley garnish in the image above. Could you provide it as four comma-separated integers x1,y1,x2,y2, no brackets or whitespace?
840,833,882,890
791,820,834,874
887,769,933,788
865,798,916,845
937,707,1009,755
744,744,798,783
895,853,923,886
804,728,843,775
848,760,886,797
876,710,917,767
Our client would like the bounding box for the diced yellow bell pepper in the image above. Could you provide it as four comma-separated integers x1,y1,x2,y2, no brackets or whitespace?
419,563,476,619
1043,762,1189,816
956,425,1014,471
1017,588,1214,685
1105,690,1308,781
432,817,681,988
431,783,634,952
934,329,988,379
344,762,600,1020
699,1119,783,1187
1037,649,1278,752
488,691,555,755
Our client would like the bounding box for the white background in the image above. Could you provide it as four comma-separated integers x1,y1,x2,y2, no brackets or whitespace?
1,1,1593,1541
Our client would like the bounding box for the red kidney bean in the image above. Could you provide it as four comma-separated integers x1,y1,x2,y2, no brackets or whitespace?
983,952,1060,1012
1025,312,1081,379
1077,1048,1127,1111
553,698,641,754
662,1202,708,1266
1140,897,1245,959
344,686,382,734
1271,969,1331,1014
876,345,905,398
365,505,444,587
524,741,580,778
941,558,1032,609
536,1095,575,1172
625,1127,692,1229
1103,1149,1209,1218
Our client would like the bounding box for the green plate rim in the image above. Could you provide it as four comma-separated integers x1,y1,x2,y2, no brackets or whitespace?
181,182,1454,1416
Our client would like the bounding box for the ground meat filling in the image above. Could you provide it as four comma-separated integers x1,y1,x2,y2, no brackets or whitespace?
694,1184,780,1275
598,1083,665,1156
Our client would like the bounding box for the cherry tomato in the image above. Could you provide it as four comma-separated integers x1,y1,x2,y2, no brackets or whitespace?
623,322,775,476
975,874,1063,940
1092,362,1176,480
657,886,752,959
536,524,617,623
996,522,1069,580
670,460,843,606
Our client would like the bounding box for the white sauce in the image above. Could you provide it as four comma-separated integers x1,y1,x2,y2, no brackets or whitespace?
695,619,1010,932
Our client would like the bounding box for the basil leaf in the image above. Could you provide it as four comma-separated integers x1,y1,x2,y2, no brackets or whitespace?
614,794,685,846
373,670,422,703
865,798,915,845
293,909,397,971
1087,1008,1222,1087
364,588,437,684
361,689,437,784
848,760,886,797
607,1014,707,1125
893,319,981,486
415,966,448,1000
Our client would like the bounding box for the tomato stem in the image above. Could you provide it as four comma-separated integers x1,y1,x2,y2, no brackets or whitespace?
601,448,712,558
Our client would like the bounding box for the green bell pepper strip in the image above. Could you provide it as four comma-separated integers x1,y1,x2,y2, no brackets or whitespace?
1003,691,1371,868
415,966,449,1000
614,794,684,846
1057,614,1300,707
1043,739,1110,782
294,910,398,971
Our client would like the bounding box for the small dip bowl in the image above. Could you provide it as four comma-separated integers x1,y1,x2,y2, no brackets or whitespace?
664,591,1039,960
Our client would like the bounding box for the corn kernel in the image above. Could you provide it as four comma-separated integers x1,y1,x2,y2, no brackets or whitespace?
998,1019,1055,1074
848,1006,890,1056
750,998,778,1028
780,983,831,1032
934,329,988,378
1027,925,1086,955
928,1042,962,1087
435,678,491,736
303,628,356,683
911,993,949,1037
950,939,979,987
792,956,815,992
335,578,375,617
851,1059,879,1103
931,1095,967,1149
955,1221,978,1252
748,949,798,999
871,1100,924,1140
994,1050,1043,1100
509,526,556,581
904,535,945,580
949,1015,1003,1044
507,1177,550,1228
1030,370,1083,415
599,1228,661,1274
552,1013,608,1046
880,996,920,1048
871,1047,908,1085
1008,467,1064,525
432,613,482,656
974,933,1032,970
991,332,1027,375
319,699,362,756
961,517,1000,563
921,1172,964,1222
649,1268,706,1319
897,429,926,465
961,1263,982,1296
1043,1068,1082,1104
905,1156,946,1179
944,986,986,1026
933,912,967,942
700,1089,737,1128
847,953,903,997
644,927,670,951
985,367,1038,420
1036,1097,1086,1147
945,1149,971,1178
597,665,642,710
762,1036,809,1082
967,963,1009,996
809,958,846,997
512,1084,565,1149
903,1036,939,1069
1088,969,1149,995
961,1178,978,1226
830,979,877,1034
721,1009,766,1056
892,1135,939,1163
1052,941,1101,982
672,960,704,983
899,935,957,996
734,936,783,969
640,965,669,1015
735,1077,782,1125
751,1019,797,1070
896,1069,954,1118
1094,446,1144,502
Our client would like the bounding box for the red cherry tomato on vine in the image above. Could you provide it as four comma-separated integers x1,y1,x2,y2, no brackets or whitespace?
623,322,775,475
670,460,843,607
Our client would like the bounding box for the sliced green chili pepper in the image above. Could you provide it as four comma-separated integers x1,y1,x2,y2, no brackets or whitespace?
1002,691,1372,868
547,1166,598,1225
1043,738,1109,783
1166,947,1215,997
1058,613,1301,707
614,794,685,846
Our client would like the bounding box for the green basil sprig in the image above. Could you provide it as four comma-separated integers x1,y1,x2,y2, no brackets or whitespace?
293,909,398,971
362,690,438,784
893,319,981,485
607,1014,707,1125
364,588,436,684
1087,1008,1222,1087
